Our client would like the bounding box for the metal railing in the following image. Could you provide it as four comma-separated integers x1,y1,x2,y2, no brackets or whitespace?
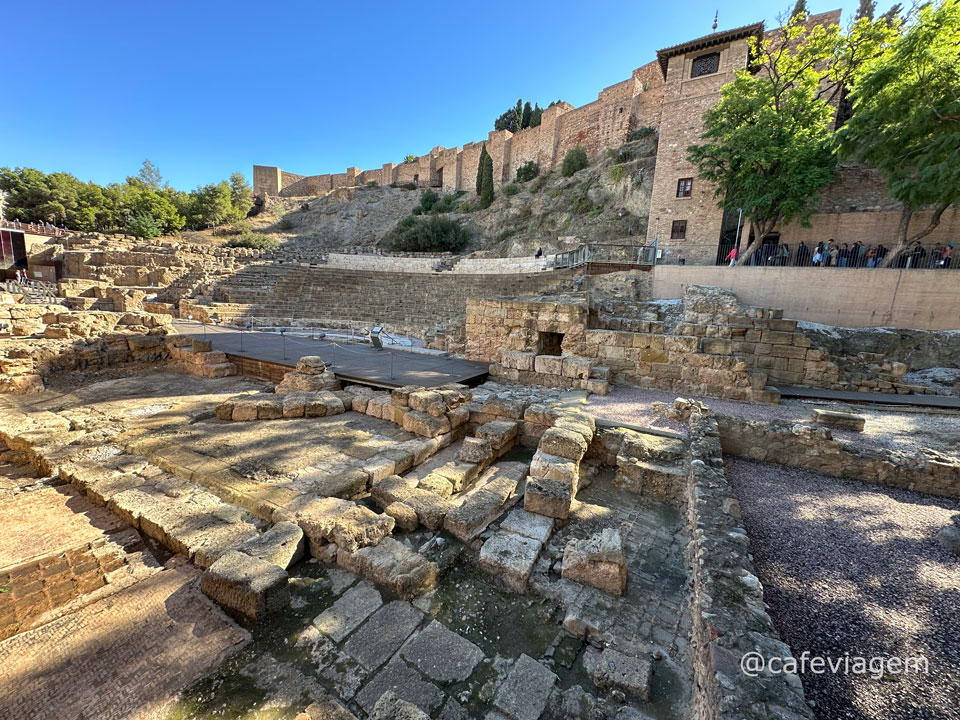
716,241,957,269
1,220,71,238
553,243,657,269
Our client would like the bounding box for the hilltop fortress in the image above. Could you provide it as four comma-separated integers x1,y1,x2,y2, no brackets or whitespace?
254,10,958,264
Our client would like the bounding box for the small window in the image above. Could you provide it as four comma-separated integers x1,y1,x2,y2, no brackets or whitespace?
671,220,687,239
691,53,720,78
676,178,693,197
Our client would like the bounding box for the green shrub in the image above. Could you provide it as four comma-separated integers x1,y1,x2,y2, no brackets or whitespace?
459,201,473,213
430,192,463,214
401,183,417,190
561,147,588,177
386,215,470,253
366,179,379,187
226,231,278,249
609,165,626,183
277,217,295,231
496,228,515,242
126,212,161,239
588,207,604,217
419,189,440,212
571,192,600,215
502,183,520,196
515,161,540,183
627,127,656,141
613,147,634,163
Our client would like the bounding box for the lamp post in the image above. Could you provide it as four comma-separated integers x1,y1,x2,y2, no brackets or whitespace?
280,327,287,360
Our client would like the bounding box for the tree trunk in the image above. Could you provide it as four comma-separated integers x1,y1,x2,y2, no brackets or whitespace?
736,221,767,265
880,202,948,268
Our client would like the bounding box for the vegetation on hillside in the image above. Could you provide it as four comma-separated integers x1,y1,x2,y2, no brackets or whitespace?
0,161,253,235
493,99,564,132
561,147,589,177
385,215,470,252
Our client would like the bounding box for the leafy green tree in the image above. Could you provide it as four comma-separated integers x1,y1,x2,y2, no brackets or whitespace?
791,0,808,19
229,172,252,216
838,0,959,266
386,215,470,252
479,151,495,209
403,155,418,164
516,161,540,183
126,211,161,239
687,13,895,264
137,160,164,189
561,147,588,177
529,103,543,128
522,102,532,130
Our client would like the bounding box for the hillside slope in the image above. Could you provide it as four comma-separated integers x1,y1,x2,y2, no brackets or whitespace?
248,134,658,257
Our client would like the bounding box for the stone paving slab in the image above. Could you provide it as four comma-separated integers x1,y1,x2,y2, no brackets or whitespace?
343,600,425,671
0,564,247,720
356,656,444,715
313,580,383,642
493,653,558,720
400,619,485,683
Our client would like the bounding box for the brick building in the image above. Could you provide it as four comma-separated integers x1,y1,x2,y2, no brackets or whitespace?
253,9,958,266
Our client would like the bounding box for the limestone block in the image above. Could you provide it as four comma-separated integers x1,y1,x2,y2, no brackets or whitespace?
482,395,526,420
499,508,554,544
534,355,564,376
443,471,521,542
562,529,627,596
561,356,592,379
539,427,588,462
813,409,865,432
338,537,438,598
240,522,305,569
282,394,307,418
493,654,558,720
296,356,327,374
446,406,469,429
384,501,418,532
431,460,480,493
501,350,535,371
257,398,283,420
192,339,213,352
402,410,451,438
529,450,578,485
297,497,395,554
459,437,494,464
200,550,289,623
476,419,519,450
524,477,573,520
479,531,542,594
418,473,454,498
372,475,452,530
591,648,651,700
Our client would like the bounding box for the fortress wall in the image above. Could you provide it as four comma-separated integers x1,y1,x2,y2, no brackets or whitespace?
506,124,544,183
554,100,603,162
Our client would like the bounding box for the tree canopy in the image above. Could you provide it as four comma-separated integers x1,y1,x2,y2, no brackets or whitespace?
0,163,253,236
687,12,896,263
492,98,562,132
837,0,960,264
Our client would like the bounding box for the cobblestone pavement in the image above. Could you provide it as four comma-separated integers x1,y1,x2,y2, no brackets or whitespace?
0,562,248,720
726,457,960,720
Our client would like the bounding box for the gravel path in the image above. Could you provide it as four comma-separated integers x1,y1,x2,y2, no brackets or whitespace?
725,457,960,720
585,386,960,456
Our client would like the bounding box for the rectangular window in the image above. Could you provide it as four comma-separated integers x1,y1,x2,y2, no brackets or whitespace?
676,178,693,197
671,220,687,239
691,52,720,78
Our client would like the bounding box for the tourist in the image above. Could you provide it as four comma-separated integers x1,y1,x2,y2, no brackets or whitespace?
940,242,954,268
796,241,811,266
822,240,833,266
828,243,839,267
838,243,850,267
534,247,543,259
908,241,927,269
876,244,888,266
812,244,824,267
776,243,790,266
851,241,865,267
725,246,739,266
865,245,878,268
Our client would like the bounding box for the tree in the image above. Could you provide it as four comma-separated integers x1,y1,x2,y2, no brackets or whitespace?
856,0,876,20
127,211,161,239
522,102,532,130
403,155,418,164
561,146,588,177
530,103,543,128
476,145,489,196
137,160,164,189
479,151,495,209
229,172,252,215
838,0,959,267
687,13,895,264
791,0,808,19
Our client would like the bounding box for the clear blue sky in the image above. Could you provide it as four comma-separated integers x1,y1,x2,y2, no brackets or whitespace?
2,1,850,191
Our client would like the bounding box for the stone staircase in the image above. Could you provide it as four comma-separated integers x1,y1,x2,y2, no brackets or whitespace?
192,264,578,337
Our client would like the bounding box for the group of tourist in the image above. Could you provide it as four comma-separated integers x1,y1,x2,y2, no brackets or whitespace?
725,239,955,269
0,219,70,237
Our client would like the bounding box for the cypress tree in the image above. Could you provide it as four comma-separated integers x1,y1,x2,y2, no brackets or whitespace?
855,0,876,19
522,102,532,129
479,152,494,209
790,0,807,19
476,145,489,196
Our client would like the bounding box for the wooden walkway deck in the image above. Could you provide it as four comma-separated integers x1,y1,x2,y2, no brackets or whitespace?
774,385,960,410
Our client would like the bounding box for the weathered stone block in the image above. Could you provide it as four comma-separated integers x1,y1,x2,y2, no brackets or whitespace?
402,410,451,438
297,497,395,554
539,427,588,462
562,529,627,596
338,537,438,598
592,648,651,700
524,477,572,520
534,355,563,376
479,531,542,594
240,522,305,569
200,550,289,623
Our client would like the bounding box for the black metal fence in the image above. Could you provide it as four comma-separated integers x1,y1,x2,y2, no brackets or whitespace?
716,241,957,269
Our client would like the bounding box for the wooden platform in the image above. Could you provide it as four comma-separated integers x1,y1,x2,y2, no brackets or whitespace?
173,321,489,389
774,385,960,410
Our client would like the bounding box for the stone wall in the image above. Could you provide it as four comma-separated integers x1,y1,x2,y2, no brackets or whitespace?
716,414,960,498
686,410,815,720
651,266,960,331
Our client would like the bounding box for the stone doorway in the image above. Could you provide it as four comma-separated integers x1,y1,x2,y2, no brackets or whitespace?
537,331,563,356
